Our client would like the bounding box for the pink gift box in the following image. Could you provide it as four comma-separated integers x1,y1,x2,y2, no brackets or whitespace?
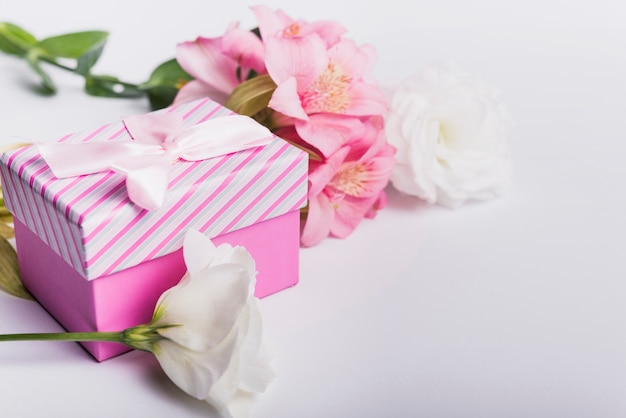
0,98,308,361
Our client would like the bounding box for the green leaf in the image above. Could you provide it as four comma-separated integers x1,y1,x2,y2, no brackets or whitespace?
225,74,277,116
26,51,56,94
0,235,34,301
0,22,37,57
84,74,145,98
145,58,191,88
147,86,179,110
143,58,192,110
75,40,106,75
37,31,108,59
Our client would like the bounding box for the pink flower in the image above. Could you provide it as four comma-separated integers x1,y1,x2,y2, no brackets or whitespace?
251,5,346,47
264,34,388,157
265,35,387,119
175,24,265,105
301,118,396,247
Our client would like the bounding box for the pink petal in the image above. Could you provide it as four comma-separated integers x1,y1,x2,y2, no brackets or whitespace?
221,26,266,74
264,35,327,87
344,116,383,159
365,190,388,219
273,125,325,161
356,44,379,83
328,39,371,77
176,37,239,98
301,20,347,47
330,194,378,238
173,80,229,105
269,77,309,120
346,81,389,116
308,146,350,197
301,192,334,247
251,5,290,40
295,114,365,157
251,5,346,47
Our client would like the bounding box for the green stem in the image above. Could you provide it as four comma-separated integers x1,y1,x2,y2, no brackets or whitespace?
38,55,75,72
38,55,144,90
0,331,125,343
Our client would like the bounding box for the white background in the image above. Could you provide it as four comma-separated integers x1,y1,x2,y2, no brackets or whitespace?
0,0,625,417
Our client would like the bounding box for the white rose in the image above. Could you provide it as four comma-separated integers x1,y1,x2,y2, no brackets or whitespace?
127,230,274,418
384,61,515,208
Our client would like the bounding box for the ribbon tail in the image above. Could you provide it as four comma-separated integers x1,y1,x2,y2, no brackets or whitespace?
37,142,144,178
174,114,274,161
113,155,172,211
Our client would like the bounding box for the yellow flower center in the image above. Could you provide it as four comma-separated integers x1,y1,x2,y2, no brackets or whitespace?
302,63,352,114
329,163,367,197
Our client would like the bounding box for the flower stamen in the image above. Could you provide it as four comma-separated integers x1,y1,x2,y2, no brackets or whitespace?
329,163,367,197
302,63,352,114
283,23,301,37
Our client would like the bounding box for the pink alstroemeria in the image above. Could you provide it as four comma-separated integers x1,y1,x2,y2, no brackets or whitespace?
301,120,396,247
264,34,388,158
251,4,346,47
175,24,266,105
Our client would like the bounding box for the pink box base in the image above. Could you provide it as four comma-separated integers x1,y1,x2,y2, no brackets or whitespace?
15,210,300,361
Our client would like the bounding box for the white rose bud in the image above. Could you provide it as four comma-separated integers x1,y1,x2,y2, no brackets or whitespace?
385,61,515,208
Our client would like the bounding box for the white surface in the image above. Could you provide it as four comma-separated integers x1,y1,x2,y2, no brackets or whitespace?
0,1,625,417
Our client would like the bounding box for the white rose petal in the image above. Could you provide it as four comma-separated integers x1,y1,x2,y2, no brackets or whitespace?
385,61,515,208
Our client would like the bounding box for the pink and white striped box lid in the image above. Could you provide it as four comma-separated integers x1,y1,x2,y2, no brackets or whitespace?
0,98,308,280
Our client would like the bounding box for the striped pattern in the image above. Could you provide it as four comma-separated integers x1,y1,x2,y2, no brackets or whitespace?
0,98,308,280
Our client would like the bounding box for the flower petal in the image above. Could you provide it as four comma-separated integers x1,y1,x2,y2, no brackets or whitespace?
205,300,273,416
176,37,239,99
308,145,349,197
251,4,288,40
251,4,346,48
174,80,227,105
154,323,239,399
182,229,216,276
221,25,266,74
222,390,256,418
268,77,308,120
300,192,334,247
295,114,365,158
155,263,252,350
346,81,389,116
365,189,388,219
264,35,326,87
327,39,371,77
300,20,346,47
330,194,378,238
236,300,274,392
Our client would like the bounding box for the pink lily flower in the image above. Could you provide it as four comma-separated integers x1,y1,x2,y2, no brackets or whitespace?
264,34,388,158
251,4,346,47
301,120,396,247
265,35,387,119
174,24,266,105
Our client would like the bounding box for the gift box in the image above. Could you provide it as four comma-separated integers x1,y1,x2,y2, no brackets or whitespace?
0,98,308,361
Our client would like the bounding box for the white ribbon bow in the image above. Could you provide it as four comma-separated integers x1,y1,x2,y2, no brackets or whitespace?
37,112,273,210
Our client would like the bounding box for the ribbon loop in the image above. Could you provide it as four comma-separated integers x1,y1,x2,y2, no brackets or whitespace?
37,113,273,210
